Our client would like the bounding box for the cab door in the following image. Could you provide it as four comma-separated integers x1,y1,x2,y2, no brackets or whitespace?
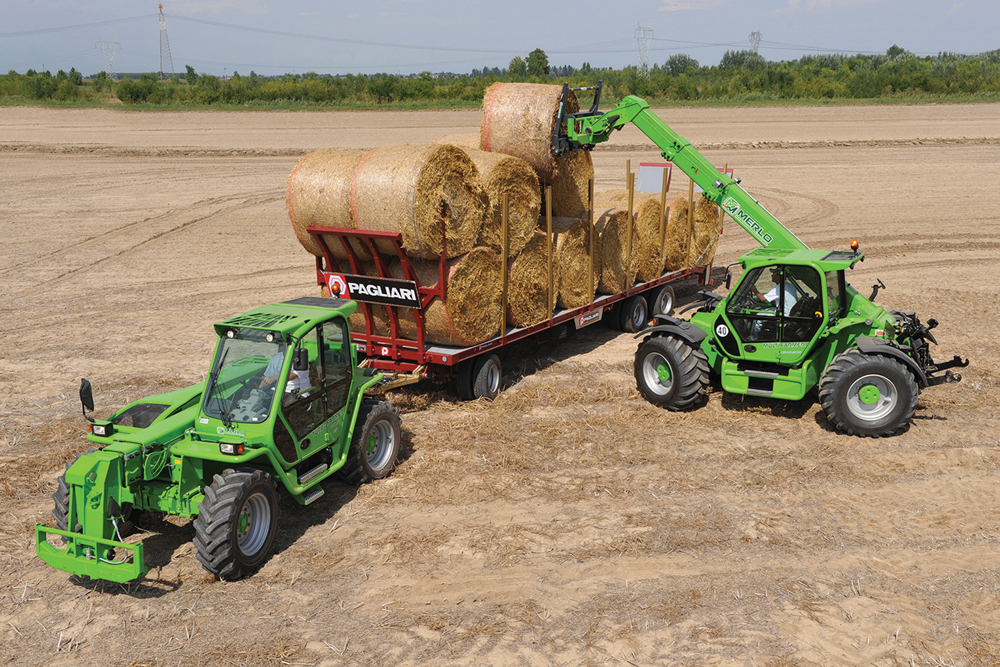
717,264,826,366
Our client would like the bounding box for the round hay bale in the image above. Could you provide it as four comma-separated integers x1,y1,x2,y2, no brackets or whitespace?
594,208,638,294
461,149,540,256
664,196,692,272
687,195,721,267
544,217,596,309
549,149,593,219
633,198,667,282
480,83,578,183
287,149,371,260
351,144,487,260
507,232,551,328
432,133,481,149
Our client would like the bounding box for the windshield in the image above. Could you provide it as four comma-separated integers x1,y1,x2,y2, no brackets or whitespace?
203,330,285,425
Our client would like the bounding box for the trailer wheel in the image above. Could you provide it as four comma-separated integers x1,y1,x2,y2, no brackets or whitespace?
456,354,502,401
193,468,279,581
818,349,919,437
338,399,401,484
634,334,709,410
650,285,675,317
620,295,649,334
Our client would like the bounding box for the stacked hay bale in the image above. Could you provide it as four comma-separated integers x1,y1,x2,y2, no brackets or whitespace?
287,149,370,260
594,208,635,294
687,196,722,267
593,189,667,286
506,232,552,328
543,216,597,309
664,196,692,272
457,149,539,256
290,144,507,346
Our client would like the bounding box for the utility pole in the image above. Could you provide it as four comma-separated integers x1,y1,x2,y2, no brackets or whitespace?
749,31,762,53
96,40,120,79
159,3,175,79
635,23,653,76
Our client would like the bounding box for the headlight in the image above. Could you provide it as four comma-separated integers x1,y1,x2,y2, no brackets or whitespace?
90,423,113,437
219,442,245,455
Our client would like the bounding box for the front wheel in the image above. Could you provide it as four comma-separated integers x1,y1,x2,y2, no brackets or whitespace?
634,334,710,410
818,349,919,437
338,399,402,485
193,468,279,581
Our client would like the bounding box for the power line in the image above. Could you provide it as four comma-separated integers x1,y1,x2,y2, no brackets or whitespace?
0,15,156,39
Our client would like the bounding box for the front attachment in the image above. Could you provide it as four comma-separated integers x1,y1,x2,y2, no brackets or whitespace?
35,524,147,583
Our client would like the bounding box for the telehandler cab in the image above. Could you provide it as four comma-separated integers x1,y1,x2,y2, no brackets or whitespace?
36,296,401,583
554,83,967,436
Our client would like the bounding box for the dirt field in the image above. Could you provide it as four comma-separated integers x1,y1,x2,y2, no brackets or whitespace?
1,103,999,667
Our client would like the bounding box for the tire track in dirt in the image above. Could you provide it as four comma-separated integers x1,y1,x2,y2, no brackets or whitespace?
11,193,281,289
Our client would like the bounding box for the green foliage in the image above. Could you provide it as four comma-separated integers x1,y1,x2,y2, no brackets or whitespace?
527,48,549,77
6,48,1000,108
508,56,527,79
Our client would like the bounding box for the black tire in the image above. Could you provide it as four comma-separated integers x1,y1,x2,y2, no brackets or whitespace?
818,349,919,437
338,399,402,485
620,295,649,334
471,353,502,400
455,360,475,401
634,334,710,410
193,468,279,580
455,354,502,401
650,285,675,317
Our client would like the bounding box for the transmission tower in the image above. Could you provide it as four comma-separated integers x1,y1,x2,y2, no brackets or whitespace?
158,3,175,79
96,40,120,79
635,23,654,75
749,31,762,53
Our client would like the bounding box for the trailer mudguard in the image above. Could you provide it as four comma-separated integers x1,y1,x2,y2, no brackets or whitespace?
854,336,929,388
637,316,709,346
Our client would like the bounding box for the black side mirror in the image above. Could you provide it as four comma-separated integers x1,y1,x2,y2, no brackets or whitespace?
725,271,732,290
80,378,95,421
292,348,309,372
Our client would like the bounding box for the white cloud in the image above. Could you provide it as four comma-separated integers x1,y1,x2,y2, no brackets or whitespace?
659,0,725,10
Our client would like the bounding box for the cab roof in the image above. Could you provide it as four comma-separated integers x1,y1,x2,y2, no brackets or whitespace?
213,297,356,338
739,247,863,271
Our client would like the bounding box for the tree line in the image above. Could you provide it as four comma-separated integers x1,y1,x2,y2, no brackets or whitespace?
4,46,1000,107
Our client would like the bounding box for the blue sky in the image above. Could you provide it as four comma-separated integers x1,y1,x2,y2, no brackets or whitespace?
2,0,999,77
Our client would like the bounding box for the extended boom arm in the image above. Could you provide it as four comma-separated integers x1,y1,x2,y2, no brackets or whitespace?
558,87,808,252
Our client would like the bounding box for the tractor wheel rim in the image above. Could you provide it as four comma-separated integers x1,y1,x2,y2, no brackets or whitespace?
642,352,673,395
366,420,396,471
846,373,896,421
237,492,271,557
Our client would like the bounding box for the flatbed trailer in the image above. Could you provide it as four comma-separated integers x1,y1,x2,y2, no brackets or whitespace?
307,184,712,399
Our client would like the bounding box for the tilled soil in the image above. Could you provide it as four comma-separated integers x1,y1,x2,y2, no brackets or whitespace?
1,104,998,667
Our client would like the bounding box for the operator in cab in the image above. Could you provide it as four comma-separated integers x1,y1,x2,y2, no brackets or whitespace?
754,267,799,315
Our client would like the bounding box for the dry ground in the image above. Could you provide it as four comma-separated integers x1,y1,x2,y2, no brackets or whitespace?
1,103,999,666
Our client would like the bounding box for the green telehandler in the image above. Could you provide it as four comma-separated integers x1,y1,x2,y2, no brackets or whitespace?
36,296,401,583
555,83,967,436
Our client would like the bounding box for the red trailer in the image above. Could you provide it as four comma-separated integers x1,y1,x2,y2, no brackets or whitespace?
307,185,713,400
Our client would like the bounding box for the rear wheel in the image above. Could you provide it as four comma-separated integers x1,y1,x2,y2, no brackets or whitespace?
818,349,919,437
193,468,279,580
338,399,401,484
650,285,675,317
620,295,649,334
634,335,709,410
456,353,502,401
